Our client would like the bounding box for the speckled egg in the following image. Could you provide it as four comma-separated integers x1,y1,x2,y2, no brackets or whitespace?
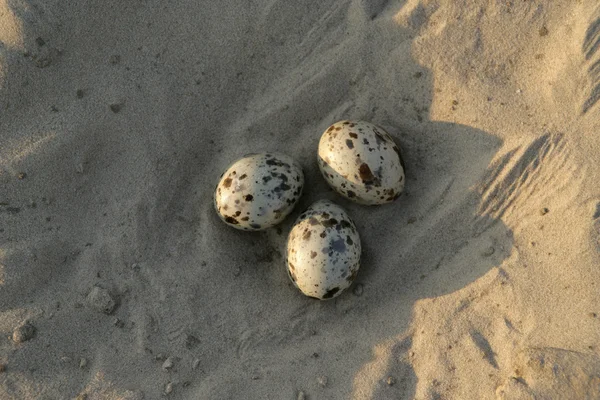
214,153,304,230
318,120,406,205
286,200,361,300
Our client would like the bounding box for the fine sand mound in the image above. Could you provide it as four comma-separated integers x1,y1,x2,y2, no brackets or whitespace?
1,0,600,399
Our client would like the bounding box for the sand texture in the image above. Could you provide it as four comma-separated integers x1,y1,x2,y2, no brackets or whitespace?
1,0,600,399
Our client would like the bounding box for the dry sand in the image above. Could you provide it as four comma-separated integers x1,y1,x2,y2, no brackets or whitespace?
1,0,600,399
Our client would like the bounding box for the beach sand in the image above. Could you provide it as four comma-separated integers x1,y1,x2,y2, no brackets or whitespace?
1,0,600,398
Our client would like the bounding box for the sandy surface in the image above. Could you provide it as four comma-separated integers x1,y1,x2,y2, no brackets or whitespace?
1,0,600,399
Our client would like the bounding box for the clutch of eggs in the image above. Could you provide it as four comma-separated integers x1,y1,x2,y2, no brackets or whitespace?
318,120,406,205
286,200,361,300
214,152,304,230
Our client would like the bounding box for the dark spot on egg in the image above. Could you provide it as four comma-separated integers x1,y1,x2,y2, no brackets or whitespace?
349,132,358,139
244,194,253,201
303,230,312,240
322,287,340,299
241,216,249,221
346,235,353,245
262,176,272,183
223,178,233,188
331,237,346,253
249,223,261,229
274,182,291,192
310,251,317,259
225,216,239,224
322,218,338,228
320,231,327,238
358,163,376,184
309,217,319,225
239,174,247,180
235,211,241,216
347,190,356,198
345,139,354,149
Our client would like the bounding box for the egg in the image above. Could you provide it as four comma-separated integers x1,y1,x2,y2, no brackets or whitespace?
214,152,304,230
286,200,361,300
317,120,406,205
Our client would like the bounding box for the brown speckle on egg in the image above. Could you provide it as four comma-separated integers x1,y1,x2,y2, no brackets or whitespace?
225,216,239,224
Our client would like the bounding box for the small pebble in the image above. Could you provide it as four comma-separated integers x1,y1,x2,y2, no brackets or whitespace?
79,357,88,368
192,358,200,370
162,357,174,370
482,247,495,257
86,286,117,314
113,318,125,328
76,394,88,400
352,283,364,297
164,382,173,394
17,172,27,180
317,376,328,388
589,312,598,318
297,391,306,400
540,207,549,215
185,334,200,349
12,322,36,343
386,376,396,386
35,47,61,68
0,363,6,373
35,37,46,46
155,353,166,361
76,89,85,99
110,103,123,113
539,26,549,36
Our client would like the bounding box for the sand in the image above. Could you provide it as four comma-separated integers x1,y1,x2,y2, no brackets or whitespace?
1,0,599,399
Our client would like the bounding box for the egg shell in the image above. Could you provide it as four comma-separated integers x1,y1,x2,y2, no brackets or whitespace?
286,200,361,300
214,152,304,230
318,120,406,205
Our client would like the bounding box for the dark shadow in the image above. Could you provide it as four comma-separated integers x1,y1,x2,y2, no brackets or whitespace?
583,6,600,113
0,0,523,399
